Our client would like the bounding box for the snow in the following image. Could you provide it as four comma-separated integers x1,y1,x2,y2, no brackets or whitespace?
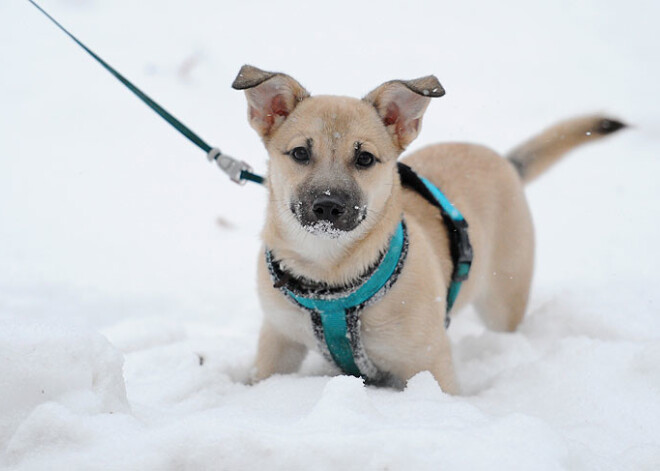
1,0,659,469
303,220,346,239
0,320,128,450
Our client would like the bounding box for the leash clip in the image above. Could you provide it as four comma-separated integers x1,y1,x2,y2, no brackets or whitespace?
207,148,252,185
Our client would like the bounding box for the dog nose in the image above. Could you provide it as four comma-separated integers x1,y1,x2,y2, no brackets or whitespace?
312,196,346,222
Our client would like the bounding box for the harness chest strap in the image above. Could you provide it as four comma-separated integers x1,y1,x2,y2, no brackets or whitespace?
266,164,473,382
267,221,408,383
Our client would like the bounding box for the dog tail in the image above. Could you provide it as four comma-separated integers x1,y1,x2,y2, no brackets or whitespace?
507,114,626,183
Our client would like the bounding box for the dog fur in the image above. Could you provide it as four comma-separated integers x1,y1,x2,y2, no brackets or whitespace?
233,65,625,393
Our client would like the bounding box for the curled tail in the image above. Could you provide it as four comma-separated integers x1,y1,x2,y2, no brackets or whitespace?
507,114,626,183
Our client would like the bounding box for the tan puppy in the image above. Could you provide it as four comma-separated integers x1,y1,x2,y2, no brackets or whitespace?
233,65,625,393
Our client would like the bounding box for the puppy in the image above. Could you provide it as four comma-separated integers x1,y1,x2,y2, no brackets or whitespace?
233,65,625,393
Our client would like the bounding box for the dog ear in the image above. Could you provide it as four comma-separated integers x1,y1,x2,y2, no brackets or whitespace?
232,65,310,140
364,76,444,150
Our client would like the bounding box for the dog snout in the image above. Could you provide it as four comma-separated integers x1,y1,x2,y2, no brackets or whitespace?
291,184,366,236
312,196,346,223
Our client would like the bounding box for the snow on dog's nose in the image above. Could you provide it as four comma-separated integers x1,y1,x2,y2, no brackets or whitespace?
291,186,366,238
312,195,346,223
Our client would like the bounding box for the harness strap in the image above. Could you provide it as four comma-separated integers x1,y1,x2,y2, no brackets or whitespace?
397,163,473,326
267,221,408,383
268,166,472,381
267,162,473,381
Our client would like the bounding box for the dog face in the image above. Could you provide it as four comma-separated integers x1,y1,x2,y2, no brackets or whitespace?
233,65,444,239
263,95,400,239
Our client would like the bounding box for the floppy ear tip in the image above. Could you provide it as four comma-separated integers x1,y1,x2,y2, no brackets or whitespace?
428,75,445,97
408,75,445,98
231,64,276,90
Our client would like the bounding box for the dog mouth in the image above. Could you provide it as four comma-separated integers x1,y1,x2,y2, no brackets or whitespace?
301,220,349,239
290,198,368,239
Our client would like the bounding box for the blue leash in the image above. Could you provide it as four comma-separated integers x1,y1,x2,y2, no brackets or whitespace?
26,0,264,186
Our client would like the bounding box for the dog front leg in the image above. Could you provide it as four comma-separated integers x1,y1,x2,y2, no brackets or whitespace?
252,322,308,382
425,334,459,395
384,325,459,394
396,338,458,394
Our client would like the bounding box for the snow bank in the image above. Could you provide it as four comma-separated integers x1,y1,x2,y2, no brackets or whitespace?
4,306,659,470
0,320,128,465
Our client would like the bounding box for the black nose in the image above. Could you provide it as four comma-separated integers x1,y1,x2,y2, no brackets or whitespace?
312,196,346,222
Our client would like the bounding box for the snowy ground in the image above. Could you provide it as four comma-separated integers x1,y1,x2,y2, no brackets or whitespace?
1,0,659,469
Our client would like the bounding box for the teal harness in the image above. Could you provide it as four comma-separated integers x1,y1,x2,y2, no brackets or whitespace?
267,163,473,383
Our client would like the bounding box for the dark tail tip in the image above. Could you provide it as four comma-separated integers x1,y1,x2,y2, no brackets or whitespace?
595,118,627,135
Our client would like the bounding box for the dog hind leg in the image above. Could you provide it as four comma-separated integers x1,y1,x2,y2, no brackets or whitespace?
474,233,534,332
474,271,531,332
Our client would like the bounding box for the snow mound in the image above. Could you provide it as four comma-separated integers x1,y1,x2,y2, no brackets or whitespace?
0,319,128,464
177,374,569,471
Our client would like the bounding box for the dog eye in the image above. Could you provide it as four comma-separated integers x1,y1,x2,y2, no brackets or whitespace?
290,147,310,163
355,151,375,168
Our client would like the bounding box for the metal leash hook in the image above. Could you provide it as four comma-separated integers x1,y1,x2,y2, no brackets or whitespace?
207,148,253,185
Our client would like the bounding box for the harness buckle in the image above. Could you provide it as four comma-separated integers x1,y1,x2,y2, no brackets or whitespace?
449,218,473,282
208,147,252,185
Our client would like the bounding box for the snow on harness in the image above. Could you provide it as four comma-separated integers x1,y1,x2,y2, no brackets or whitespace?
266,163,473,383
